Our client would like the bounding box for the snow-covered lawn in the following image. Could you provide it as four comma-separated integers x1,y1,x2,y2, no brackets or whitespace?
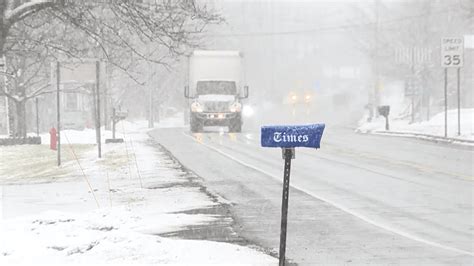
357,108,474,142
0,117,276,265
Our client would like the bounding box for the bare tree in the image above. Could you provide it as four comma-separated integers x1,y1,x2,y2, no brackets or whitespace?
347,0,472,121
0,0,222,136
4,48,50,137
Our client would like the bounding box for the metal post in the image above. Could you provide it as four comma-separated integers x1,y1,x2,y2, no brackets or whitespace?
411,89,415,124
112,107,116,139
95,61,102,158
444,68,448,138
373,0,380,119
457,67,461,136
104,63,109,130
426,90,430,121
35,97,39,136
148,86,154,128
56,62,61,166
184,56,190,125
279,148,294,266
410,47,415,124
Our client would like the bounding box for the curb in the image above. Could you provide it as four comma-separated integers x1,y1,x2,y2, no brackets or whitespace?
370,130,474,147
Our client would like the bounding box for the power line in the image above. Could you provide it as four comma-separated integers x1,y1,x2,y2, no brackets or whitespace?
204,9,453,38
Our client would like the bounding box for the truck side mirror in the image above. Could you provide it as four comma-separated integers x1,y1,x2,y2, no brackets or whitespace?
184,85,190,98
240,85,249,99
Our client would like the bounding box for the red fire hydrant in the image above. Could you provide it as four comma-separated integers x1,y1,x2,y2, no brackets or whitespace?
49,127,57,150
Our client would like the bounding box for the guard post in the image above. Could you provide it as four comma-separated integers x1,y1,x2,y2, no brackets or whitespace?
261,124,325,266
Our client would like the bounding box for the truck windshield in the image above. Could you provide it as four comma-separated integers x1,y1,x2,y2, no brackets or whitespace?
196,81,237,95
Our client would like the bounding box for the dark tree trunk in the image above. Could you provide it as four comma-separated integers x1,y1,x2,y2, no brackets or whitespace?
0,2,10,135
15,100,27,138
0,2,6,51
0,1,8,61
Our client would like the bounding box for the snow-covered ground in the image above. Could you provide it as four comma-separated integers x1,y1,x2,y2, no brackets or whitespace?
357,108,474,142
0,114,276,265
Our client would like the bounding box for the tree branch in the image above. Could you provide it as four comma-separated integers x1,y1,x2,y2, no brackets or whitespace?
5,0,58,26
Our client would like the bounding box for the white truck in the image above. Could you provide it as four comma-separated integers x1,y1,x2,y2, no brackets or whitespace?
184,50,249,133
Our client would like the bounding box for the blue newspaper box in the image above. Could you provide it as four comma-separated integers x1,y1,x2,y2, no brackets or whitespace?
261,124,325,149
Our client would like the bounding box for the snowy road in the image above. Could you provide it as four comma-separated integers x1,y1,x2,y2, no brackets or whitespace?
150,126,473,265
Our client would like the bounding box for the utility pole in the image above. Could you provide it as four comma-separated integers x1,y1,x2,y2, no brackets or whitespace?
95,61,102,158
373,0,380,118
56,62,61,166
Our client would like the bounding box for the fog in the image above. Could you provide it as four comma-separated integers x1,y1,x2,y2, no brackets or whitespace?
204,0,370,128
118,0,472,131
0,1,472,265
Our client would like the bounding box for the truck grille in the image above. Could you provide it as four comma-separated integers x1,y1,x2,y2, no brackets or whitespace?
204,101,229,112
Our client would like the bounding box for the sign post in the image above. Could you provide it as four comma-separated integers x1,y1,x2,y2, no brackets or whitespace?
279,147,293,266
444,67,448,138
441,37,464,137
261,124,325,266
56,61,61,166
456,67,461,136
377,105,390,130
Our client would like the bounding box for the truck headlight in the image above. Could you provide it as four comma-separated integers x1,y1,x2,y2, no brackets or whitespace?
242,105,254,117
191,102,203,112
229,102,242,113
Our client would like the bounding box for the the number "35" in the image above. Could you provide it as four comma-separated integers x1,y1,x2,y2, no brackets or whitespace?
444,55,461,66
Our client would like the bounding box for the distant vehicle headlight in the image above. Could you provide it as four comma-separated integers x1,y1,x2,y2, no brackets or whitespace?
290,94,298,104
191,102,203,112
304,94,312,103
242,105,254,117
229,102,242,113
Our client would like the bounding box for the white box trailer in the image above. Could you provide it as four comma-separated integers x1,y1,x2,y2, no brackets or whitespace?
185,50,249,132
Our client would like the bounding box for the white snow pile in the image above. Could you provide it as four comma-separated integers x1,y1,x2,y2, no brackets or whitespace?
0,118,275,265
357,108,474,141
0,209,274,265
38,113,185,145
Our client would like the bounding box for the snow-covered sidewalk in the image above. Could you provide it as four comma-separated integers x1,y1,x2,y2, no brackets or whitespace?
356,108,474,145
0,118,276,265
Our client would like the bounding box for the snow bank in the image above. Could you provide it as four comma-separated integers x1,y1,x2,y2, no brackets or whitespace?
38,113,185,145
0,117,275,265
357,108,474,141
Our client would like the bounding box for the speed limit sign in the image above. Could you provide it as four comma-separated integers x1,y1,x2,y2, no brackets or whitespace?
441,37,464,67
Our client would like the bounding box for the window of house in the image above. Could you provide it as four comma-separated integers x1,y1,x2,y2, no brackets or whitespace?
65,93,79,111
